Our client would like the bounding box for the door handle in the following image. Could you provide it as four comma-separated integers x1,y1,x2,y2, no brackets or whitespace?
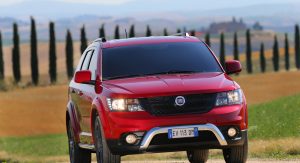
78,91,83,96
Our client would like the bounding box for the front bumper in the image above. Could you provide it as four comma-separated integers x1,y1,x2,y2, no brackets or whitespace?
107,124,247,155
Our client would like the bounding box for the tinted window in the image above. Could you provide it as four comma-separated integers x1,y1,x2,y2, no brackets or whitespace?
76,51,87,71
88,51,98,80
81,50,93,70
102,42,222,80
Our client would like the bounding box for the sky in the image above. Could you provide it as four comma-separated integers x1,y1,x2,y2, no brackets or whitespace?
0,0,299,10
0,0,299,19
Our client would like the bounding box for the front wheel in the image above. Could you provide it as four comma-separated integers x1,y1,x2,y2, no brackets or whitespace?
187,149,209,163
223,138,248,163
94,116,120,163
67,120,91,163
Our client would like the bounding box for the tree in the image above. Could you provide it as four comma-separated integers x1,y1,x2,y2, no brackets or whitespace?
0,32,4,81
177,28,181,34
272,35,280,72
66,30,74,79
129,24,135,38
49,22,57,84
146,25,152,37
12,23,21,83
219,32,226,67
295,24,300,69
163,28,168,36
205,33,211,47
99,24,105,38
233,32,239,61
190,30,196,36
260,43,266,73
285,33,290,71
30,17,39,85
246,29,253,74
114,25,120,39
80,25,88,54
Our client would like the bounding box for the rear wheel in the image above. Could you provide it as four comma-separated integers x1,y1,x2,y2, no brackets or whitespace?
67,120,91,163
187,149,209,163
94,116,121,163
223,138,248,163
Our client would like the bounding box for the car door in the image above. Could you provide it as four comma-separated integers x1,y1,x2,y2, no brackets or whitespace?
70,47,99,144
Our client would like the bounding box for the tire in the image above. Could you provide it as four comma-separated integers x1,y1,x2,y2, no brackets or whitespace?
223,138,248,163
94,117,121,163
187,149,209,163
67,120,91,163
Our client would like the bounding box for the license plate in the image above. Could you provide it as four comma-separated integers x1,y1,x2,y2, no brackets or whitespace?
168,127,198,139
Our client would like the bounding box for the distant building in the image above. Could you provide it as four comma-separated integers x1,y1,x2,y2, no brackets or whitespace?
253,22,263,31
205,17,247,34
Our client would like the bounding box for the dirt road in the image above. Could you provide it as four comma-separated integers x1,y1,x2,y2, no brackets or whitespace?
122,160,299,163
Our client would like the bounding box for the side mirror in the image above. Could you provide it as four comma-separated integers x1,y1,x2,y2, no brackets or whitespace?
225,60,242,75
74,70,91,83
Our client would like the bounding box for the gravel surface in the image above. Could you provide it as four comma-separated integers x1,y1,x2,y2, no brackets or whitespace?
122,160,300,163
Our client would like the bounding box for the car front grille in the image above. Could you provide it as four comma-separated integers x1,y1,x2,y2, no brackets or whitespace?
139,93,217,116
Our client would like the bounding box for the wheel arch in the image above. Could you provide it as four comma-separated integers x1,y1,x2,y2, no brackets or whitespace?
90,97,111,142
66,101,80,142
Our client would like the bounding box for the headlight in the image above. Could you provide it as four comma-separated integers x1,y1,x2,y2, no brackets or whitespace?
215,89,243,106
106,98,144,112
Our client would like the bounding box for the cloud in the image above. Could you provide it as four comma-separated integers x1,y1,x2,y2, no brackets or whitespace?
59,0,136,5
0,0,24,6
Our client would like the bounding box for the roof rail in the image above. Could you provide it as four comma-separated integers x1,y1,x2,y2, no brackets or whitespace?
93,37,107,43
171,32,190,37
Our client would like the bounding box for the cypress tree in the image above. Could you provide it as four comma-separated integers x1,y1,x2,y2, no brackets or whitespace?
246,29,253,74
273,35,280,72
114,25,120,39
190,30,196,36
80,25,87,54
205,33,211,47
99,24,105,38
295,24,300,69
49,22,57,84
146,25,152,37
66,30,74,79
219,32,226,67
285,33,290,71
260,43,266,73
177,28,181,34
233,32,239,61
0,31,4,80
30,17,39,85
12,23,21,83
163,28,168,36
129,24,135,38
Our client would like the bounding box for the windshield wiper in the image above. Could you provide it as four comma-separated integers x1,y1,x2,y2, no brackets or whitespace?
104,70,198,80
145,70,198,76
103,74,143,80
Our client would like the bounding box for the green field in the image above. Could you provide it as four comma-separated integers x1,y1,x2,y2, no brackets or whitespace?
1,93,300,162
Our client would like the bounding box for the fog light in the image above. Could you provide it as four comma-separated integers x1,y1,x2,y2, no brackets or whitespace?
125,134,137,144
227,127,237,137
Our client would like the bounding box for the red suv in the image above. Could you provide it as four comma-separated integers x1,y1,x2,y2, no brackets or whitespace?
66,36,248,163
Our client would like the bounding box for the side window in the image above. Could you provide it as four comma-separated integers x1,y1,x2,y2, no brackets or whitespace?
88,51,98,80
76,51,87,71
81,50,94,70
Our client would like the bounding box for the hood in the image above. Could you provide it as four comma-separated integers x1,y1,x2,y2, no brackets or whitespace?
103,72,237,98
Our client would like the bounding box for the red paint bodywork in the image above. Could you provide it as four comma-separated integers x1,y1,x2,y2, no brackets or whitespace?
66,36,248,146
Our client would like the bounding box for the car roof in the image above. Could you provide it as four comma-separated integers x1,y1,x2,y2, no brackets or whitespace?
101,36,201,49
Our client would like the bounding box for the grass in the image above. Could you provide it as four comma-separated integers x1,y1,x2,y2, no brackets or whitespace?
0,134,68,157
248,94,300,139
1,93,300,161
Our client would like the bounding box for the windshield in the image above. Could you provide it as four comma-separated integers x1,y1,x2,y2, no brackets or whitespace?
102,42,222,80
